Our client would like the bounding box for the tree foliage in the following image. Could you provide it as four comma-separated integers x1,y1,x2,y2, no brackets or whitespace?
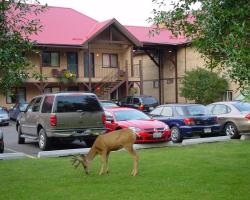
149,0,250,92
180,68,228,104
0,0,45,94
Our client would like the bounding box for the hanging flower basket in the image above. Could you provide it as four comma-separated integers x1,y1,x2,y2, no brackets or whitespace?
58,69,76,83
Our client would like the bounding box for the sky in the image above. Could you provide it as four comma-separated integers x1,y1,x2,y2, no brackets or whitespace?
38,0,168,26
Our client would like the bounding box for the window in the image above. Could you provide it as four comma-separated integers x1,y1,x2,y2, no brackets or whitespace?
55,95,102,113
42,51,60,67
223,90,233,101
102,53,118,68
150,107,163,116
44,87,60,94
212,104,230,115
133,98,140,105
6,88,26,104
42,96,55,113
161,107,173,117
153,80,159,88
33,97,42,112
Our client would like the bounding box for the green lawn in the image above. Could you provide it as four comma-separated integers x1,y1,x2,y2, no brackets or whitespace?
1,141,250,200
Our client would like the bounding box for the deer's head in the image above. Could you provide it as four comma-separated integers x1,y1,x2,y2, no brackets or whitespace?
71,154,89,174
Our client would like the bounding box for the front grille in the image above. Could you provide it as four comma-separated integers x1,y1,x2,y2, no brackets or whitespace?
144,128,164,134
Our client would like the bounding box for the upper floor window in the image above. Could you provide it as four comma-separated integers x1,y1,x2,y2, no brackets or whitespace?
102,53,118,68
42,51,60,67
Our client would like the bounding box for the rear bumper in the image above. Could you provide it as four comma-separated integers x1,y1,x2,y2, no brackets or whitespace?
46,128,107,138
180,124,221,137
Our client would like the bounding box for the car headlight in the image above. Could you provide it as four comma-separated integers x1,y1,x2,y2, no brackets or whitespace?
128,126,142,133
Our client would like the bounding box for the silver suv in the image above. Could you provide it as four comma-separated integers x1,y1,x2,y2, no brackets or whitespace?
16,92,106,150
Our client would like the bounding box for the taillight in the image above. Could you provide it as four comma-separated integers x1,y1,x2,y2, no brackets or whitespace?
139,104,145,111
102,113,106,125
50,114,57,126
245,114,250,120
184,118,195,126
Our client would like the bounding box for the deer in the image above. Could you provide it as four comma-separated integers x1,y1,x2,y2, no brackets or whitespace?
71,128,139,176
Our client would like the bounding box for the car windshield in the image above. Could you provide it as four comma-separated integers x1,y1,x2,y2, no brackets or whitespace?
233,102,250,112
141,97,158,104
114,110,150,121
20,103,28,110
186,105,212,116
0,110,7,114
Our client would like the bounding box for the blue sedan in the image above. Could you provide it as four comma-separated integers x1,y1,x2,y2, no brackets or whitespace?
149,104,221,143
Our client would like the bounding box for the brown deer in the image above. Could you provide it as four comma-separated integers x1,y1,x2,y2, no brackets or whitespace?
71,128,139,176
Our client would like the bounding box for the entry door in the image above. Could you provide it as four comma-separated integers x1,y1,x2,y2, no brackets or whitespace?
84,52,95,77
67,52,78,76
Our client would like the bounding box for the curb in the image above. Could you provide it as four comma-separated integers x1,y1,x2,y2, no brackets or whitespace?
38,136,231,158
0,153,26,160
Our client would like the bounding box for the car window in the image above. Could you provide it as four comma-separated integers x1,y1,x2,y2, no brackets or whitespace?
41,96,55,113
161,106,173,117
26,99,36,113
186,105,211,115
114,110,150,121
126,97,132,104
55,95,102,113
141,97,158,104
175,106,186,116
233,102,250,112
206,104,214,112
212,104,229,115
150,107,163,116
33,97,42,112
133,98,140,105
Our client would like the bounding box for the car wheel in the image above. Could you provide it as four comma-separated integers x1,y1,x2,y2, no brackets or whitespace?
171,126,183,143
224,122,240,139
17,125,25,144
0,143,4,153
38,128,51,151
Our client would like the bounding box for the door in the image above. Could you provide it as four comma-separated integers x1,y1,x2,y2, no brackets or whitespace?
84,52,95,77
67,52,78,76
21,97,42,135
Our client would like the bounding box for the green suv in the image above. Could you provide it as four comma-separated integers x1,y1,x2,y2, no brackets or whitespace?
16,92,106,150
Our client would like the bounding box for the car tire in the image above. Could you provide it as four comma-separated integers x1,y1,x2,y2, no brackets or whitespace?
0,143,4,153
17,125,25,144
38,128,51,151
224,122,240,139
171,126,183,143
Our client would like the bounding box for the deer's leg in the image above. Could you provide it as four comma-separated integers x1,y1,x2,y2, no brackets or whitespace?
124,145,139,176
99,151,108,175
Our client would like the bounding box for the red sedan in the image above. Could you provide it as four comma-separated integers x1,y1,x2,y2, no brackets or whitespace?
104,107,171,143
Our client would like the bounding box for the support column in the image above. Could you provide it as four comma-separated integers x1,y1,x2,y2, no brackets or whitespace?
87,46,92,92
139,60,144,95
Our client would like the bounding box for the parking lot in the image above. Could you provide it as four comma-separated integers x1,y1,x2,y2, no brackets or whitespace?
1,120,236,159
1,121,88,158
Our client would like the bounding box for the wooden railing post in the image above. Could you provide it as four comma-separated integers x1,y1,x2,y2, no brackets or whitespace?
139,60,143,95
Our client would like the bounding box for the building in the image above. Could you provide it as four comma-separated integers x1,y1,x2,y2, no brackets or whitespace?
0,6,239,108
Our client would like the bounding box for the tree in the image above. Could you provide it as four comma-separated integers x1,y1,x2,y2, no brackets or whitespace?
0,0,46,94
180,68,228,104
149,0,250,93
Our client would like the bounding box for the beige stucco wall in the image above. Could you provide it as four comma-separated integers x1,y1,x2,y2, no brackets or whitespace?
133,46,240,104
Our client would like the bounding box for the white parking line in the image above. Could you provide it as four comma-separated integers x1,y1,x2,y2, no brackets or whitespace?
5,148,36,159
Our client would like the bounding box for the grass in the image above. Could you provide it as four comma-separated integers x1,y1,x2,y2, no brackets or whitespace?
1,140,250,200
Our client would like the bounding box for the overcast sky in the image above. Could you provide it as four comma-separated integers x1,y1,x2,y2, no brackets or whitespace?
38,0,168,26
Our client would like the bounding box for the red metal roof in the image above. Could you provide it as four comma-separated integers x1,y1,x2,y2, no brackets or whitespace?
125,25,188,45
29,5,187,46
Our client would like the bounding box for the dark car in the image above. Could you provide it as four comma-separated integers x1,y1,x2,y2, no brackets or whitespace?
16,92,107,150
207,101,250,139
149,104,221,143
118,95,159,113
0,129,4,153
9,102,28,121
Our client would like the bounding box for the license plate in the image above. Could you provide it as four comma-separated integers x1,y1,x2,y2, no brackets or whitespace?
204,128,211,133
153,132,162,138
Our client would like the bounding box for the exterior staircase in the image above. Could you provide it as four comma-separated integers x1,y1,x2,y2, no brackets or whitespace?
94,69,127,100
